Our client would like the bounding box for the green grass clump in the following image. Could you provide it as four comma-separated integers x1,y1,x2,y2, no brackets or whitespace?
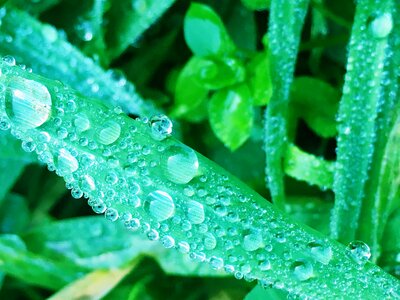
0,0,399,299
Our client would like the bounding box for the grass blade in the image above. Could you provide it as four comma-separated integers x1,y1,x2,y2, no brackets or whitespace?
0,60,398,299
264,0,309,209
331,0,398,244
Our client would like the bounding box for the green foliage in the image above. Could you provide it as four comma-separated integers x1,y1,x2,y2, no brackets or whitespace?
0,0,399,299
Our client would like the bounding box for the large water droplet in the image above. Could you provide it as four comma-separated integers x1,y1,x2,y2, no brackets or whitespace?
150,114,173,141
369,13,393,39
290,260,314,281
56,148,79,175
243,230,264,252
145,190,175,221
97,121,121,145
5,77,52,129
186,200,205,224
162,145,199,184
346,240,371,265
308,241,333,265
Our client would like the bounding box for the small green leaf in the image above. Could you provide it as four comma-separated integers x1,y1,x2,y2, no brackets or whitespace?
8,0,61,15
290,76,339,138
0,158,27,204
0,194,30,234
247,52,273,106
209,84,254,151
284,143,335,190
172,58,209,122
184,3,235,57
245,284,287,300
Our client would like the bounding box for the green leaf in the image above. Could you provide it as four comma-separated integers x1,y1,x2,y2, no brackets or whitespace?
284,144,335,190
8,0,61,15
0,234,83,290
0,159,27,204
172,57,209,122
184,3,235,57
241,0,270,11
0,6,157,117
264,0,310,209
290,77,339,138
0,194,30,234
247,52,273,106
1,61,399,299
209,84,254,151
331,0,398,245
105,0,176,61
245,284,287,300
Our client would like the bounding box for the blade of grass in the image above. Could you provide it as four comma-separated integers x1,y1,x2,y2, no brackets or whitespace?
8,0,61,15
0,60,398,299
264,0,309,209
0,5,158,117
331,0,398,245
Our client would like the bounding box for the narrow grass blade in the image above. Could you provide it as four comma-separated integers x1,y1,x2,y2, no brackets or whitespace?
8,0,61,15
331,0,398,244
0,6,157,117
105,0,176,61
264,0,309,209
0,60,398,299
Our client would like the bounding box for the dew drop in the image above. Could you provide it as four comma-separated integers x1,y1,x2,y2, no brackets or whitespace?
308,241,333,265
5,77,52,129
243,231,264,252
369,13,393,39
97,121,121,145
203,232,217,250
210,256,224,270
105,208,119,222
145,190,175,221
92,201,107,214
186,200,205,224
150,114,173,141
290,259,314,281
80,175,96,192
74,113,90,132
161,235,175,249
56,148,79,175
162,145,199,184
346,240,371,265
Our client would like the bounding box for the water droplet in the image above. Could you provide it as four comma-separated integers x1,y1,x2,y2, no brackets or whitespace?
369,13,393,38
243,231,264,252
80,175,96,192
308,241,333,265
347,240,371,265
161,235,175,248
290,259,314,281
74,113,90,132
145,190,175,221
162,145,199,184
2,55,16,66
92,201,107,214
5,77,52,129
259,260,271,271
97,121,121,145
56,148,79,175
150,114,173,141
210,257,224,270
105,208,119,222
21,140,36,152
186,200,205,224
203,232,217,250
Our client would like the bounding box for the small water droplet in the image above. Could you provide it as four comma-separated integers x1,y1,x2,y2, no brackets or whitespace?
162,145,199,184
369,13,393,39
105,208,119,222
5,77,52,130
74,113,90,132
2,55,16,66
290,259,314,281
97,121,121,145
80,175,96,192
308,241,333,265
161,235,175,248
210,256,224,270
150,114,173,141
144,190,175,221
203,232,217,250
243,231,264,252
347,240,371,265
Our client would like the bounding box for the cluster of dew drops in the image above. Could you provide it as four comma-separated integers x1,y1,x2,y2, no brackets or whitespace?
0,56,390,298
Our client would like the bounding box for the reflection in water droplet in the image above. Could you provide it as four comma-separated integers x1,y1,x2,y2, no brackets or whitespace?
145,190,175,221
150,114,173,141
347,240,371,265
97,121,121,145
56,148,79,175
290,259,314,281
5,77,52,129
186,200,205,224
369,13,393,39
162,145,199,184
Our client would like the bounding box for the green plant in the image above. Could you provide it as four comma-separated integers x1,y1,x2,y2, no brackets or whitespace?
0,0,399,299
